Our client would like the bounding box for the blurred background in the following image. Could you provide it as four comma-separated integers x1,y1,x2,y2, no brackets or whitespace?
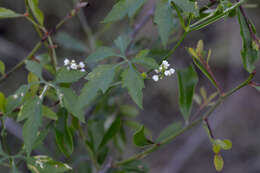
0,0,260,172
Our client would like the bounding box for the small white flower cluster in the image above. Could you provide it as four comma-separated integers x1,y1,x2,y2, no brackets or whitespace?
152,60,175,82
64,59,86,72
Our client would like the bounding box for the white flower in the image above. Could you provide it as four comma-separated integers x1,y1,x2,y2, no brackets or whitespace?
80,69,85,72
152,75,159,82
159,66,163,71
169,68,175,75
67,66,70,70
64,164,72,170
164,70,171,76
79,61,85,68
162,60,170,69
64,59,70,66
20,92,24,97
13,94,18,99
154,69,159,73
70,63,78,70
71,60,76,63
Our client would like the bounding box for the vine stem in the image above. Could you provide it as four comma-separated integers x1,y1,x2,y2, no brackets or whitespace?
0,41,42,83
115,72,255,166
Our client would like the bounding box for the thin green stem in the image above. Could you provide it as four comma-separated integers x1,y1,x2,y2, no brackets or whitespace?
0,41,42,83
115,73,254,166
163,31,188,61
171,2,186,31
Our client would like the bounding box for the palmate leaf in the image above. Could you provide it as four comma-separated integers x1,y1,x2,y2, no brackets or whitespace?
121,66,145,108
237,9,259,73
55,67,86,84
103,0,146,23
154,0,177,47
177,65,198,123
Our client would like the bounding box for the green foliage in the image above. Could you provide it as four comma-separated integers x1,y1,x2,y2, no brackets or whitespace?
27,155,72,173
27,0,44,25
0,8,21,19
214,154,224,172
156,122,182,143
0,0,259,172
22,96,42,155
154,0,176,47
99,117,121,149
237,9,259,73
122,66,145,108
170,0,199,17
85,47,118,63
103,0,146,23
55,67,86,83
55,108,74,157
133,125,153,147
0,60,5,75
177,65,198,122
26,60,43,80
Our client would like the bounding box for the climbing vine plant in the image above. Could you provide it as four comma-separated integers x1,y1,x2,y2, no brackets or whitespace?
0,0,259,172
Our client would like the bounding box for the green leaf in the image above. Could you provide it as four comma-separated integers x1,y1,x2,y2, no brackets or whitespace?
55,32,87,52
103,0,145,23
27,155,72,173
0,92,6,113
60,87,85,122
177,65,198,122
132,50,159,69
0,8,22,19
22,96,42,155
17,96,38,122
120,105,139,118
114,35,130,55
133,125,153,147
154,0,177,47
55,67,86,83
0,60,5,75
214,154,224,172
188,48,219,90
85,64,116,93
42,105,58,120
85,46,118,63
27,72,39,96
55,108,74,157
26,60,43,80
77,81,99,109
27,0,44,25
6,85,29,114
99,117,121,149
214,139,232,150
122,66,145,108
170,0,199,17
156,122,182,143
237,9,259,73
213,143,221,154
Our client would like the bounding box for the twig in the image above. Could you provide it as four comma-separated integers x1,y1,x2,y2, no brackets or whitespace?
0,42,42,83
115,72,255,166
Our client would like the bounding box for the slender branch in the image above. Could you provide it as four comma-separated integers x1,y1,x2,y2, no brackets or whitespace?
0,41,42,83
115,72,255,166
